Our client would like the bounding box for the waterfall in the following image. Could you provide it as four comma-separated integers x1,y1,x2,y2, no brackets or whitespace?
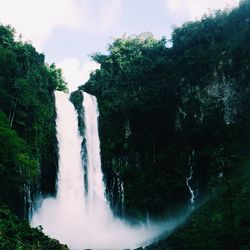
120,181,125,217
24,183,33,220
30,91,183,250
82,92,110,214
186,150,196,208
115,176,125,217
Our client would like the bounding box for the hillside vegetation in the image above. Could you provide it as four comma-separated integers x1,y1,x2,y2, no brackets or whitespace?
82,1,250,248
1,0,250,249
0,24,68,249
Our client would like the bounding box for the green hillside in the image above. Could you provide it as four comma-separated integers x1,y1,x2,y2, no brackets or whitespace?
0,24,68,249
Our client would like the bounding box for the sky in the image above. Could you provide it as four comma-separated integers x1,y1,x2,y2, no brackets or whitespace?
0,0,240,91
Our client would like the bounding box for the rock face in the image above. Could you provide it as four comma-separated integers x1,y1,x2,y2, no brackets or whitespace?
70,90,126,217
81,1,250,219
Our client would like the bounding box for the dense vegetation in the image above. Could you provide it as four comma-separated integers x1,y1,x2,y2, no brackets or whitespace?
0,24,68,248
1,0,250,249
0,205,68,250
82,0,250,237
146,163,250,250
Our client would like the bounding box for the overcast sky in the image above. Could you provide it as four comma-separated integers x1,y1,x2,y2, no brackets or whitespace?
0,0,239,91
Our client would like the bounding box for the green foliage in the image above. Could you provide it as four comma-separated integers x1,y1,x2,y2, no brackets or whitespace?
0,23,71,249
0,111,38,205
47,63,68,92
83,32,183,217
0,23,68,214
0,23,68,249
83,1,250,220
0,204,69,250
148,169,250,250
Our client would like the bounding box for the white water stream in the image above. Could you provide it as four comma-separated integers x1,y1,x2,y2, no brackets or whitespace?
186,150,196,208
30,91,182,250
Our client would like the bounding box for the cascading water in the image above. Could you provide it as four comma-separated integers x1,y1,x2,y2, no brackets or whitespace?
30,91,183,250
82,92,110,215
120,181,125,217
186,150,196,209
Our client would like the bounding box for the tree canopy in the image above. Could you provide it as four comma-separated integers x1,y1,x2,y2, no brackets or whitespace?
82,0,250,219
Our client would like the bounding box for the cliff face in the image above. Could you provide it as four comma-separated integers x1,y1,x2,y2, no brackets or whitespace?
83,1,250,218
145,163,250,250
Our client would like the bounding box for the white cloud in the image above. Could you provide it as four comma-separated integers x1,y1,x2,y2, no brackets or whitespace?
98,0,122,33
0,0,85,51
0,0,122,50
84,0,122,34
57,58,100,92
166,0,240,26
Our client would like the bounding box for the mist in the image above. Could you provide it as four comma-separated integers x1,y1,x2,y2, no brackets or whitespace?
30,91,187,250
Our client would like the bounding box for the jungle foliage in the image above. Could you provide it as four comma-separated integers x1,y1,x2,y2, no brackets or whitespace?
0,24,68,210
0,204,68,250
0,24,68,248
83,0,250,223
146,162,250,250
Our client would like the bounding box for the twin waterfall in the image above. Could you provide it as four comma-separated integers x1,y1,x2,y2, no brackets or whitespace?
30,91,176,250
